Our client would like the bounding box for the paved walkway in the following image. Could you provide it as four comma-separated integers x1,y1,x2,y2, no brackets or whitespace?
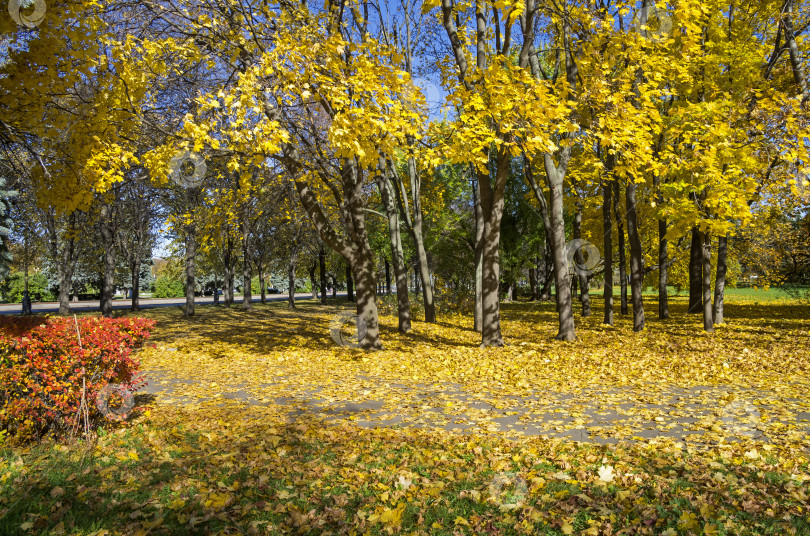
139,365,810,447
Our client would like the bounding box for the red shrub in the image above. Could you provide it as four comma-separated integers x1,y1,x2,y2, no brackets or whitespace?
0,316,155,440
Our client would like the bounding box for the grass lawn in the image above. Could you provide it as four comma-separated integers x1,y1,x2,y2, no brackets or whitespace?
1,293,808,535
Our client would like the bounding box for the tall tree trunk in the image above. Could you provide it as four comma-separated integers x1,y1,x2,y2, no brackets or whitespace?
346,264,354,302
713,235,727,324
309,262,318,299
478,148,511,347
701,230,714,332
572,190,590,317
331,275,337,298
658,219,669,319
406,157,436,323
242,225,252,310
259,266,267,304
654,171,669,319
224,234,234,307
540,242,553,300
319,245,327,304
99,204,115,318
782,3,810,104
602,178,614,325
613,181,628,315
472,169,484,332
385,258,391,295
288,245,298,309
528,265,537,301
377,162,411,332
544,155,576,341
626,180,645,331
185,224,196,317
688,227,703,313
130,259,141,311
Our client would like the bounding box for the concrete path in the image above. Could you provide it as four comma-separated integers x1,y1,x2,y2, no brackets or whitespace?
138,365,810,447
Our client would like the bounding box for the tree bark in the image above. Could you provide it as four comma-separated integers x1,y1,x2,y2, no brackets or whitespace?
309,261,318,299
602,178,613,325
544,154,576,341
288,244,298,309
377,161,411,332
242,223,252,310
385,258,391,295
626,180,645,331
130,259,141,311
528,265,537,301
346,264,354,302
688,227,703,313
99,204,115,318
224,233,234,307
658,219,669,319
185,223,196,317
319,245,327,304
402,157,435,323
713,234,727,325
259,266,267,304
572,188,590,317
613,181,628,315
472,169,484,332
701,230,714,332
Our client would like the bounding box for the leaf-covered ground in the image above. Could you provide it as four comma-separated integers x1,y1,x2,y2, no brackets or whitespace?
2,295,809,535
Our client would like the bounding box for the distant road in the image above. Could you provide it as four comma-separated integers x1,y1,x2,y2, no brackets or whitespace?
0,292,347,315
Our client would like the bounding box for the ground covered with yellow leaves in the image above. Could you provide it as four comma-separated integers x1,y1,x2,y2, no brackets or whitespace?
1,295,809,535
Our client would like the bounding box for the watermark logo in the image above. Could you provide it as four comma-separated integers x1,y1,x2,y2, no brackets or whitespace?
8,0,45,28
95,384,135,422
720,398,761,438
329,311,368,348
633,3,672,43
565,239,601,277
168,150,206,188
487,472,528,511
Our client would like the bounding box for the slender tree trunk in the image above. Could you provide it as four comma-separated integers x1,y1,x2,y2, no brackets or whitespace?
185,224,196,317
572,191,590,317
701,230,714,332
782,3,810,104
331,275,337,298
242,226,252,310
688,227,703,313
385,258,391,295
713,235,727,324
99,205,115,318
405,158,436,323
319,245,327,304
130,259,141,311
288,245,298,309
658,218,669,319
472,169,484,332
613,181,628,315
224,234,233,307
544,155,576,341
377,162,411,332
259,267,267,304
540,242,553,300
528,266,537,301
309,262,318,299
602,178,614,325
346,264,354,302
626,181,645,331
57,264,74,315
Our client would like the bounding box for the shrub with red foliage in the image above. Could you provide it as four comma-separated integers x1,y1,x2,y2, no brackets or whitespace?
0,316,155,440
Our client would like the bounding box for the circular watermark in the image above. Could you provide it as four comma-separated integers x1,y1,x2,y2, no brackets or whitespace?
404,76,443,117
633,3,672,43
329,311,368,348
168,150,206,188
719,399,761,439
565,239,601,277
95,384,135,421
487,471,528,511
8,0,45,28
